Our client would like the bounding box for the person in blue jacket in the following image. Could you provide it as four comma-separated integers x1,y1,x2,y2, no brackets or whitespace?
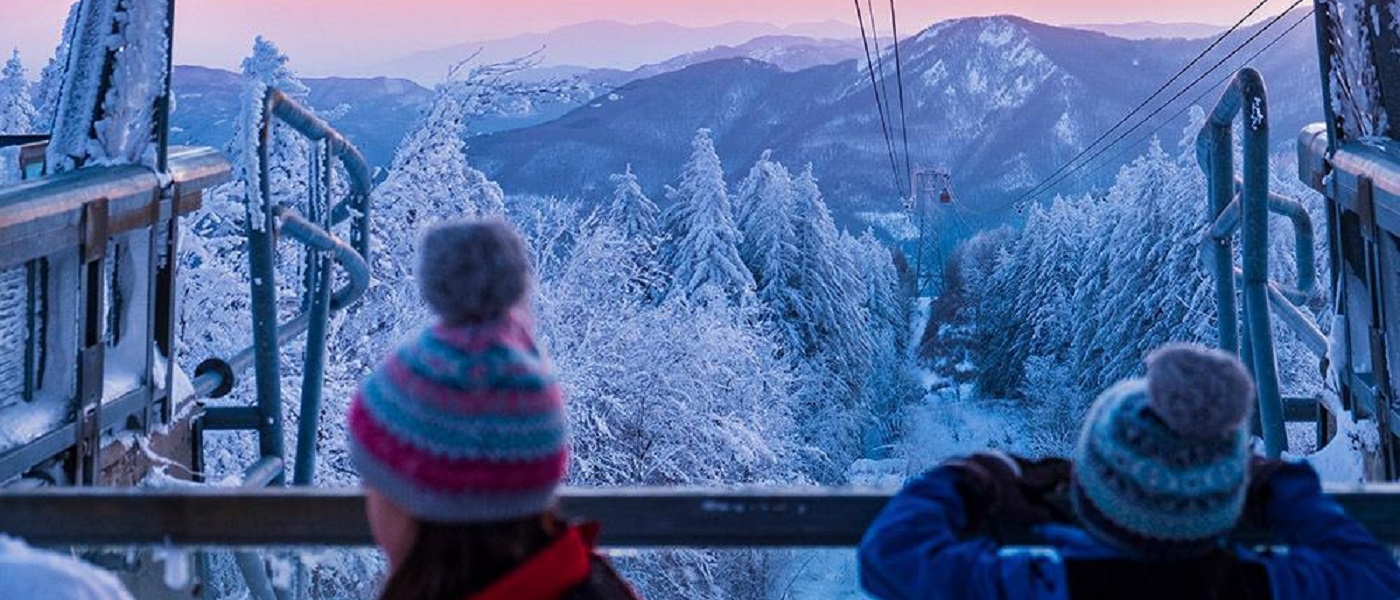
859,343,1400,600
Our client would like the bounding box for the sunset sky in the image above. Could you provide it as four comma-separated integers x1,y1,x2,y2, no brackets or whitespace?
4,0,1295,76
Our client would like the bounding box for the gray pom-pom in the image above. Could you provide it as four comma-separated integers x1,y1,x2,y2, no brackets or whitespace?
417,218,531,325
1145,343,1255,439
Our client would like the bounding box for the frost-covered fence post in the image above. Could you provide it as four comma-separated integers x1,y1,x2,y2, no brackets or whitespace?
247,88,285,479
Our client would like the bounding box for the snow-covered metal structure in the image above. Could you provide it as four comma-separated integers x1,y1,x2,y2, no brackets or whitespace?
1293,0,1400,479
1188,1,1400,478
0,0,373,495
0,0,234,487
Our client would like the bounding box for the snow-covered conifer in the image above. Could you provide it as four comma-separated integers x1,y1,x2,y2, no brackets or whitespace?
734,151,800,292
607,164,658,240
789,164,869,362
230,36,311,213
661,129,753,304
0,51,39,135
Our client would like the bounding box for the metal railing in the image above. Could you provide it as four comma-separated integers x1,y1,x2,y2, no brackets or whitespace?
191,88,373,488
0,135,50,180
2,486,1400,547
0,147,231,484
1196,68,1325,458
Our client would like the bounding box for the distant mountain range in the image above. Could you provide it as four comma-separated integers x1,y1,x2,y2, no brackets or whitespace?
169,66,434,169
468,12,1322,225
167,32,872,167
1066,21,1226,40
374,20,864,84
167,13,1323,229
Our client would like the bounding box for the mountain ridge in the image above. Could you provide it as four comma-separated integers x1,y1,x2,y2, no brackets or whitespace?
468,12,1322,224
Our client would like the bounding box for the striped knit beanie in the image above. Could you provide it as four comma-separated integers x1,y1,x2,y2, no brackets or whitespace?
348,218,567,523
1071,343,1255,557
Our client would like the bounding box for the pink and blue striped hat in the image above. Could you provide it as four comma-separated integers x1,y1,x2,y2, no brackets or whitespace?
348,219,567,523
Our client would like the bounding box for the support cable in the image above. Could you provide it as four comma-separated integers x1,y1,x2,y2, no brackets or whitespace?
853,0,905,196
1010,0,1281,208
888,0,915,192
1012,0,1305,211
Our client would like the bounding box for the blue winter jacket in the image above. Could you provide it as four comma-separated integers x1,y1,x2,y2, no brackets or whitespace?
858,462,1400,600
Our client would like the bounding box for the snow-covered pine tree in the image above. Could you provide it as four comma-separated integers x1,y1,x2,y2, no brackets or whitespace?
789,164,870,365
731,153,805,349
786,164,876,479
0,50,39,135
661,128,754,305
606,165,665,300
847,229,916,447
733,150,796,271
230,36,311,215
0,50,39,184
1072,138,1214,392
608,164,658,240
333,75,509,384
373,79,505,239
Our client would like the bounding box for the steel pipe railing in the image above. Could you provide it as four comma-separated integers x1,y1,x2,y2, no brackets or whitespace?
1196,68,1292,457
193,87,375,489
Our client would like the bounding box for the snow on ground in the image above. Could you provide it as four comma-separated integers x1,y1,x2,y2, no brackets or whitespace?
897,384,1033,475
1301,392,1377,484
774,550,865,600
0,536,133,600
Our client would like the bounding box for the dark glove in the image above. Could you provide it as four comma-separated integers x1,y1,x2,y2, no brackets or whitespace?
1243,456,1287,526
944,451,1071,533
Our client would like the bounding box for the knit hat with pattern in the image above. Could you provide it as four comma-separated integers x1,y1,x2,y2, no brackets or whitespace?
349,218,567,523
1070,343,1255,557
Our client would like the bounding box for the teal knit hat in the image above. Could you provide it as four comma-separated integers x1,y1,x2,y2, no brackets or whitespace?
1070,344,1255,557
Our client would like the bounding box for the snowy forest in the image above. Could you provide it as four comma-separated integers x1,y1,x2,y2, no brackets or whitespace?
0,3,1377,598
164,38,920,599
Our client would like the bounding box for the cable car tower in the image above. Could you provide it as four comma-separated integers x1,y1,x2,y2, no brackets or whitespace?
906,167,954,296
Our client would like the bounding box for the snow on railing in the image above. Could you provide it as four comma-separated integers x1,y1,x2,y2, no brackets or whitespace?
0,147,231,484
47,0,172,173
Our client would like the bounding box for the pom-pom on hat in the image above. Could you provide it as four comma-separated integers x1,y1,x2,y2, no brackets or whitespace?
417,218,532,325
349,218,566,523
1071,343,1255,557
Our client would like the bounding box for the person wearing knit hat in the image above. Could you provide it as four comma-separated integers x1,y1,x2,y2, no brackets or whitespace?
349,218,639,600
1070,343,1255,557
858,343,1400,600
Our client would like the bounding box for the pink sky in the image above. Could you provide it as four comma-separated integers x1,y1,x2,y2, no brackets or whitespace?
4,0,1291,76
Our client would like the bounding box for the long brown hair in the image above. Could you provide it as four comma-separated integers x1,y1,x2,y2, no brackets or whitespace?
378,510,567,600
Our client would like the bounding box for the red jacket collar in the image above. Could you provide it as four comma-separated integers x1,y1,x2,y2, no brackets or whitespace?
468,523,601,600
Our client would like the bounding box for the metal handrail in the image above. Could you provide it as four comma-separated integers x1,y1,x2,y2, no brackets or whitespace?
0,148,231,485
1196,68,1300,458
191,88,374,489
2,486,1400,547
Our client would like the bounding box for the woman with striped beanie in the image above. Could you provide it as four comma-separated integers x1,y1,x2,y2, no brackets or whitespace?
859,343,1400,599
348,218,639,600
